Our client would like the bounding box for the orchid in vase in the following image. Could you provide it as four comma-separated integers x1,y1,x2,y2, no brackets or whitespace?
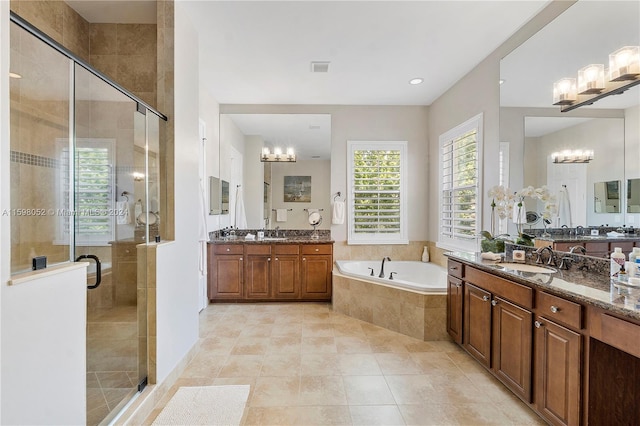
513,185,558,246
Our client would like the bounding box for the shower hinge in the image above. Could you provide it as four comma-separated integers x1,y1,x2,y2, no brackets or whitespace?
138,376,148,392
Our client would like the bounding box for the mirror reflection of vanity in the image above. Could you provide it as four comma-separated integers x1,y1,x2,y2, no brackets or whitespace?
216,113,332,229
501,0,640,232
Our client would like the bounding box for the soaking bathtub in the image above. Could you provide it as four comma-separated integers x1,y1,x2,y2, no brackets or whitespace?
334,260,447,293
332,260,449,340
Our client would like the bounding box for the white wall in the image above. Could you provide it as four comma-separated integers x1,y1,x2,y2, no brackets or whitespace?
428,1,576,242
270,160,332,230
200,89,221,233
221,105,429,243
243,135,265,228
155,3,200,383
0,0,8,417
2,265,87,425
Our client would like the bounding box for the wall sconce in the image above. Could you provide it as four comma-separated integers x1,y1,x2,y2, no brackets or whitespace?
551,150,594,164
261,147,296,162
553,45,640,112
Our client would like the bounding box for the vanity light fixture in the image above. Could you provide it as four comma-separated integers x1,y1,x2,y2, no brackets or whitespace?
551,149,594,164
261,146,296,162
409,78,424,85
553,45,640,112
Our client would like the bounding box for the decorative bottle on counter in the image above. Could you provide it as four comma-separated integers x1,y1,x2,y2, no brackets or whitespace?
610,247,625,278
422,246,430,263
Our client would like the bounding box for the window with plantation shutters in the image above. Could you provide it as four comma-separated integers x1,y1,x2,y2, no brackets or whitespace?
438,114,483,252
59,139,115,245
347,141,408,245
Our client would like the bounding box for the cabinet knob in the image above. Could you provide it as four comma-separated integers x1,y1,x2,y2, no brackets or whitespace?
302,257,306,261
125,249,130,254
550,305,559,313
275,257,278,261
534,321,543,328
239,257,243,261
268,258,271,261
226,248,230,252
482,295,490,302
491,299,498,306
450,266,458,270
315,248,319,252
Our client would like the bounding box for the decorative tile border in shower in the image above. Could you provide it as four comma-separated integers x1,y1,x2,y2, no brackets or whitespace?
10,150,60,168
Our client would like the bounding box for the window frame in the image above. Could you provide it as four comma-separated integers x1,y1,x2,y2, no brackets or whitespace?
437,113,483,252
347,140,408,245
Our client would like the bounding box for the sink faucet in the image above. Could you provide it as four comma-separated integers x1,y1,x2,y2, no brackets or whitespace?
379,257,391,278
576,225,584,236
535,246,556,266
274,226,280,237
569,246,586,254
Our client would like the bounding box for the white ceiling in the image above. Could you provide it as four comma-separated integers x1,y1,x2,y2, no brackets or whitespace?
181,1,548,106
66,1,157,24
227,114,331,160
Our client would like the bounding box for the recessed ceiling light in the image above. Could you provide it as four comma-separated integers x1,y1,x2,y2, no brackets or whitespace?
409,78,423,85
9,72,22,79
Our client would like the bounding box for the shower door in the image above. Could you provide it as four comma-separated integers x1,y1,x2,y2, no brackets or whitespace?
74,64,150,425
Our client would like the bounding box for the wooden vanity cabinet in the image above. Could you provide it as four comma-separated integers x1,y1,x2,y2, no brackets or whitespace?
447,275,464,344
301,244,333,300
272,245,300,299
534,316,581,426
208,244,243,299
463,283,492,368
245,245,272,299
208,242,332,301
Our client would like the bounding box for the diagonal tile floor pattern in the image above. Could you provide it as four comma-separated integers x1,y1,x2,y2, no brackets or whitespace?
145,303,546,425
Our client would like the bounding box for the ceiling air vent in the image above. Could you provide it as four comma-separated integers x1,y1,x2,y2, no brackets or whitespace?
310,62,330,73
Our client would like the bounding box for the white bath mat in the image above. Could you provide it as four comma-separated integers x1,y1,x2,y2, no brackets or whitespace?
152,385,250,425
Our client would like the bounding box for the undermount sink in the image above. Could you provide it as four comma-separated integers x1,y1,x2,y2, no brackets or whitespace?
491,263,556,274
261,237,288,241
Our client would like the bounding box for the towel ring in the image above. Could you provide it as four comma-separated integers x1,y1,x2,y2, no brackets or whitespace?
121,191,130,202
333,191,342,202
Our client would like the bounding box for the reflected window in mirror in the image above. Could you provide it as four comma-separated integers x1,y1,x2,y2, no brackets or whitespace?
628,179,640,213
594,180,621,213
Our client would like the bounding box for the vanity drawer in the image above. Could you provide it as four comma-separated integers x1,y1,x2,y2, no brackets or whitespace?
465,267,533,309
585,241,608,254
246,245,271,255
301,244,332,255
275,244,299,255
537,291,582,330
554,242,580,252
448,260,463,279
213,244,244,255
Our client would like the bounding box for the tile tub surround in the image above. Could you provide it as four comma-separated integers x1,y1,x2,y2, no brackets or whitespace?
332,273,448,341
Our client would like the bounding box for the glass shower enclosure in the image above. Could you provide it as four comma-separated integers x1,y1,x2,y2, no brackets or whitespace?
9,13,164,426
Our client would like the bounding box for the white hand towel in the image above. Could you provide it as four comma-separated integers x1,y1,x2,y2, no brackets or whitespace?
332,201,345,225
481,252,502,261
116,201,131,225
276,209,288,222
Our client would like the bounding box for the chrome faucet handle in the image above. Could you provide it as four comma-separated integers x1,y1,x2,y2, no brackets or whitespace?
367,267,374,276
558,256,572,270
389,272,397,280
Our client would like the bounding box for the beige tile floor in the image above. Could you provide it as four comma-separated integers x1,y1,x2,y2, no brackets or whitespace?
145,303,546,425
87,305,139,426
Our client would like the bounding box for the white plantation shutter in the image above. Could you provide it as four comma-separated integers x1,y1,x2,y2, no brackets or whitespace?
438,114,483,252
59,139,115,245
348,141,407,245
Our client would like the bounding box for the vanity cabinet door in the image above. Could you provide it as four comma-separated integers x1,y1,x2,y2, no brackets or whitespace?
301,254,332,300
492,297,533,402
209,254,243,299
447,276,463,344
272,254,300,299
245,254,272,299
463,283,492,368
534,317,581,426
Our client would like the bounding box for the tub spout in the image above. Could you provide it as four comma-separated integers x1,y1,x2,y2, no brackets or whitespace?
379,257,391,278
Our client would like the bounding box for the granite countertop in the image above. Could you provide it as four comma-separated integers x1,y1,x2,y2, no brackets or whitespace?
446,251,640,321
535,235,640,243
208,236,334,244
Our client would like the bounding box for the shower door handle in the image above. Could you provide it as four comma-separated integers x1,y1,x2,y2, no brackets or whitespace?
76,254,102,289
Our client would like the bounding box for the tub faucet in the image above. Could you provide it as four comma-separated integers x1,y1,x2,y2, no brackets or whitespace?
379,257,391,278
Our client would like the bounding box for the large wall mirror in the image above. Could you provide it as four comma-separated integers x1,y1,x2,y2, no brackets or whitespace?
500,1,639,229
218,113,332,230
